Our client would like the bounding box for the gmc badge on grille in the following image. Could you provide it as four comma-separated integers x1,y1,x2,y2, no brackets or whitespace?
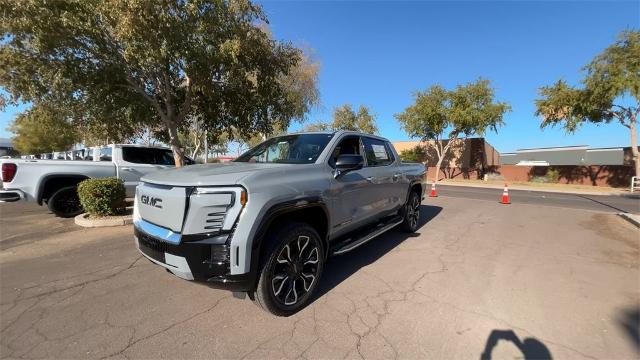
140,195,163,209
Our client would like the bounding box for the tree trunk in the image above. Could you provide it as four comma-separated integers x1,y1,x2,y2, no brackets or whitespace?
434,156,444,183
630,119,639,177
167,122,185,168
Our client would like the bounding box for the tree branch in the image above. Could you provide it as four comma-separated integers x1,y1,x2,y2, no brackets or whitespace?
121,79,168,122
177,73,192,124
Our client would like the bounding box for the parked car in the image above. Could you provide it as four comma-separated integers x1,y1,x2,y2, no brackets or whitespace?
0,144,193,217
133,131,427,316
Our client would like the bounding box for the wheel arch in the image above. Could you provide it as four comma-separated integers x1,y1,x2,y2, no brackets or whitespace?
406,180,423,203
247,197,330,291
37,174,90,205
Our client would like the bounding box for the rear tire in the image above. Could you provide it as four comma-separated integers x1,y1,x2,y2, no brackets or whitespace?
253,222,324,316
47,186,83,218
399,191,421,233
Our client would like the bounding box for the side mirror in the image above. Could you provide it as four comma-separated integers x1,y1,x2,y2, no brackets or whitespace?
334,154,364,178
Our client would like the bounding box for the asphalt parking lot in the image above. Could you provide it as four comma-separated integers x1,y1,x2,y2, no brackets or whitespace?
1,193,639,359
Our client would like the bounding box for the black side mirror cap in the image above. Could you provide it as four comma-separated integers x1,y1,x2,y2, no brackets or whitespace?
334,154,364,178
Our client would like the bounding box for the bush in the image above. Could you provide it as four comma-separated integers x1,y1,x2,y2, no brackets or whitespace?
529,169,561,184
530,176,548,183
545,169,561,183
77,177,126,216
399,146,426,162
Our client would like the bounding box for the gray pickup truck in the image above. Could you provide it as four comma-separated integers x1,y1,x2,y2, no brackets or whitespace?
133,131,426,315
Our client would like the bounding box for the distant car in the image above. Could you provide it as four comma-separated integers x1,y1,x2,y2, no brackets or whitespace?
0,144,194,217
133,131,427,316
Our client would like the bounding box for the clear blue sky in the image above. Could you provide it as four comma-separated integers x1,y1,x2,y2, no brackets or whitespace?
263,0,639,152
1,1,638,153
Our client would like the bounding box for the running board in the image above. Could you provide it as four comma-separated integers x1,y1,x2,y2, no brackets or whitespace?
331,216,403,255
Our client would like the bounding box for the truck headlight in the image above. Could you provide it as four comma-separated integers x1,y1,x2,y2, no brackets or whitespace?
182,187,247,235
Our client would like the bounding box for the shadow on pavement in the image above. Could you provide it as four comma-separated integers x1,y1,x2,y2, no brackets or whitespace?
480,329,552,360
618,306,640,354
314,205,443,302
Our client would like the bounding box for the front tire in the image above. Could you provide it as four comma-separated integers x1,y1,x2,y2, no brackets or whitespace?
47,186,83,218
399,191,421,233
254,222,324,316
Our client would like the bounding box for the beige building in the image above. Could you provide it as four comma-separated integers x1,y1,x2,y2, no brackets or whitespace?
393,138,500,178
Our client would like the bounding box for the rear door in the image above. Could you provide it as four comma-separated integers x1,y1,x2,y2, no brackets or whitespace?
361,137,405,212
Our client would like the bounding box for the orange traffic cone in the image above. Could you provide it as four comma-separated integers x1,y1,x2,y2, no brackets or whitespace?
429,181,438,197
500,184,511,204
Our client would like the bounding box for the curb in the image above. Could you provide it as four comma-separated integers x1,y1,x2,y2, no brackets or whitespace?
74,213,133,228
618,213,640,228
438,181,629,197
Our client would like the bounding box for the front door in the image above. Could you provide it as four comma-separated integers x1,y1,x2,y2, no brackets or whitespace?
328,135,387,238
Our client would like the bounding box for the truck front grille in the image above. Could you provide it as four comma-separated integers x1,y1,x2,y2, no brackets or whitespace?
137,232,169,263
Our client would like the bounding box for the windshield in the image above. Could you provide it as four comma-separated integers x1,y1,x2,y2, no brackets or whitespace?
235,134,334,164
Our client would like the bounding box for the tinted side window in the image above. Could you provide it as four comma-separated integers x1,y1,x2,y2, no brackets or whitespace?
99,147,112,161
362,137,394,167
183,156,195,165
122,147,177,165
329,136,362,168
155,149,176,165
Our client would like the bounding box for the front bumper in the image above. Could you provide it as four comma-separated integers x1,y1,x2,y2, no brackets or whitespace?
0,188,25,202
133,223,254,292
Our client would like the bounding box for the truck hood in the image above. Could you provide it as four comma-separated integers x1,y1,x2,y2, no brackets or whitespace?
140,162,292,187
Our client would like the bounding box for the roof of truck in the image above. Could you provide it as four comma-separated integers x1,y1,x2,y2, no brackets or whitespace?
289,130,390,141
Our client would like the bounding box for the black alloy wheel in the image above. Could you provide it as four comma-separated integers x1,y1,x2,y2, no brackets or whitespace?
400,191,421,232
270,234,320,306
47,186,83,218
254,223,324,316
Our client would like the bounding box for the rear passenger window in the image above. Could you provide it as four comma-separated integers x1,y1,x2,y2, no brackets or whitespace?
99,147,112,161
122,147,176,165
362,137,394,167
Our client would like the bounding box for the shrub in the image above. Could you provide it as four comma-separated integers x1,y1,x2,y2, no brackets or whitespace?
399,146,427,162
530,176,548,183
545,169,561,183
77,177,126,216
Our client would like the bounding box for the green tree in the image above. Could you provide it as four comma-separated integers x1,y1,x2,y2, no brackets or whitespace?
332,105,378,134
1,0,315,167
395,79,510,182
9,103,79,154
536,30,640,176
303,104,378,134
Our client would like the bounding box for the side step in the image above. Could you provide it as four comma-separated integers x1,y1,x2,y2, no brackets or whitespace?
330,215,403,256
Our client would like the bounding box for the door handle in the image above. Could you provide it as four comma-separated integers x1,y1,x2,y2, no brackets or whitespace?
366,176,374,182
393,173,401,179
121,167,133,171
